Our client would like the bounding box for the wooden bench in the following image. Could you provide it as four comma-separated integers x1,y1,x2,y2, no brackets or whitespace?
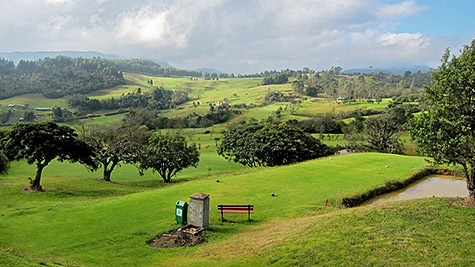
217,204,254,222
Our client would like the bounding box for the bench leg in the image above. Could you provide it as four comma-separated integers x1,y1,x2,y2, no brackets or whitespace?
220,207,225,222
248,205,251,222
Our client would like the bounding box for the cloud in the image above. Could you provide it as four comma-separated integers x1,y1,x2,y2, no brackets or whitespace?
378,0,428,19
38,15,73,32
0,0,471,73
114,0,223,49
44,0,73,7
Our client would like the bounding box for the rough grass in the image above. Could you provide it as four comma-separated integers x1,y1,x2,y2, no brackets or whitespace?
182,198,474,266
0,93,68,110
0,153,433,266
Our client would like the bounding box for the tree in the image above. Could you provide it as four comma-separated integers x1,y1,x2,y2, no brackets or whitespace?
52,106,63,122
83,126,150,181
4,122,96,191
0,150,9,175
346,113,403,154
139,131,199,183
409,39,475,200
217,121,332,167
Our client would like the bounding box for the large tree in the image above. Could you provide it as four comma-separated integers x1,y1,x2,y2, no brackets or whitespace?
409,39,475,200
4,122,96,191
83,125,151,181
346,112,403,154
217,121,332,167
139,131,199,183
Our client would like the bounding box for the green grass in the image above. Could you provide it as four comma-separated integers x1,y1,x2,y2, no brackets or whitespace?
190,198,474,266
0,94,68,109
0,153,434,266
293,98,392,116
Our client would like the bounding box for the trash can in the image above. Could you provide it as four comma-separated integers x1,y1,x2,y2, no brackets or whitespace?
175,200,188,224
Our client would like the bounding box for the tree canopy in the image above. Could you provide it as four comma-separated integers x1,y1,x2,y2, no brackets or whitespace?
346,112,404,154
83,125,150,182
4,122,96,191
138,131,200,183
409,39,475,200
217,121,333,167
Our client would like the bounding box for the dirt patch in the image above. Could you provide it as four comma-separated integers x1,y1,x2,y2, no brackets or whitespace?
21,187,47,193
448,197,475,208
148,227,208,248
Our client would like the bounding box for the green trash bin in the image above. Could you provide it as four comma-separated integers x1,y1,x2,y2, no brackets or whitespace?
175,200,188,224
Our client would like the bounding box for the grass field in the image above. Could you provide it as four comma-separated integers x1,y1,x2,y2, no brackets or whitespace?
1,153,450,266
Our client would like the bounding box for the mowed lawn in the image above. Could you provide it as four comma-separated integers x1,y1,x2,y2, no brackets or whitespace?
0,153,435,266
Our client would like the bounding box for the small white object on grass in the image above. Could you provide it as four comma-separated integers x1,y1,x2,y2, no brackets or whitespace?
385,165,388,168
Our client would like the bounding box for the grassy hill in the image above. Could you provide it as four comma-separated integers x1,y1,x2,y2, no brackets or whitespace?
2,153,456,266
0,73,403,130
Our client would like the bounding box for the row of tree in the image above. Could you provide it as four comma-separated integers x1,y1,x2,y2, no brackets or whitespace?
0,121,200,190
113,59,202,77
291,69,430,100
123,106,233,130
67,87,189,113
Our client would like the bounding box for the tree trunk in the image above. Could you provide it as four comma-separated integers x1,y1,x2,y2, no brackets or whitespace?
31,164,45,191
103,168,112,182
468,168,475,201
102,160,118,182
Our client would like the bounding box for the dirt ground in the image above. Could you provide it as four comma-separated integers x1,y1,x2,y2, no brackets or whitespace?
448,197,475,208
148,227,208,248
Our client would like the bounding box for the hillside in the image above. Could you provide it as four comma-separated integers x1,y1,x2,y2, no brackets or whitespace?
0,153,437,266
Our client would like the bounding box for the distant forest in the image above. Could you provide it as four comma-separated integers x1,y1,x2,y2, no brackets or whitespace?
0,56,201,100
291,67,431,100
68,86,189,112
0,56,125,99
113,59,202,77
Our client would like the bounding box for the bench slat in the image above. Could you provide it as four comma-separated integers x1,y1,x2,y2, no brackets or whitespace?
217,207,254,210
217,205,254,208
218,209,254,214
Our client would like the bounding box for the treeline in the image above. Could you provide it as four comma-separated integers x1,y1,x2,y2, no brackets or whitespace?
285,105,418,135
124,106,234,130
237,68,310,78
0,56,125,99
113,59,202,77
291,67,430,100
262,73,289,85
68,87,188,113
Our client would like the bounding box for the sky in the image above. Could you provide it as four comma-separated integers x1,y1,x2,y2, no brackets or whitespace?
0,0,474,73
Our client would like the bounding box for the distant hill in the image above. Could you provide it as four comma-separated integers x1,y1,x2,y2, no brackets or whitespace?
343,66,433,75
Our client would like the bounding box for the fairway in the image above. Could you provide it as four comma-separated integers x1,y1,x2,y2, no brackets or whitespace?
0,153,434,266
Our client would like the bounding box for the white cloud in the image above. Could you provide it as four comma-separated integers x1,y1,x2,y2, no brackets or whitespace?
114,0,223,49
0,0,470,73
38,15,73,32
378,0,428,19
45,0,73,7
